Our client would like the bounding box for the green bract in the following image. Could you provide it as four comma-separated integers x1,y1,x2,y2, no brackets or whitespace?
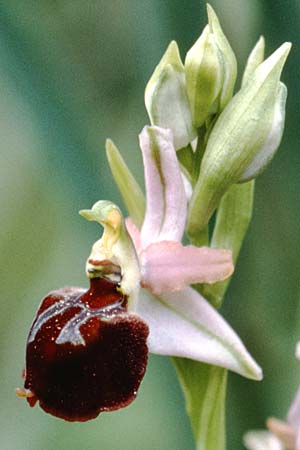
106,139,145,228
187,42,291,238
144,41,197,150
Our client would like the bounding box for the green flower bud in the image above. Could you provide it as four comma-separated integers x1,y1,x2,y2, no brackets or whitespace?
206,4,237,109
241,36,265,87
185,5,237,127
185,25,224,127
187,42,291,239
145,41,197,150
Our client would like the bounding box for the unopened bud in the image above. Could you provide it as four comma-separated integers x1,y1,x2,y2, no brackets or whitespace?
145,41,197,150
187,42,291,238
185,25,223,127
206,4,237,109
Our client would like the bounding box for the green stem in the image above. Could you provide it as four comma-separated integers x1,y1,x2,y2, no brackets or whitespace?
173,358,227,450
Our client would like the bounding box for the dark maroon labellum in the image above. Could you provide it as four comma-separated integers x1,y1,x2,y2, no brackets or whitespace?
21,277,149,421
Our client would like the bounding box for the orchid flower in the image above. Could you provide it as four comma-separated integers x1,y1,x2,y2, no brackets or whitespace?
244,345,300,450
18,125,262,422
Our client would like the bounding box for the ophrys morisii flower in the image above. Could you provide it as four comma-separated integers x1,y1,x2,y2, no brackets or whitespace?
17,126,261,421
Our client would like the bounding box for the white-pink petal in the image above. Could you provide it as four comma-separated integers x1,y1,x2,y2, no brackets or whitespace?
140,241,234,295
139,126,187,247
136,286,262,380
125,217,142,254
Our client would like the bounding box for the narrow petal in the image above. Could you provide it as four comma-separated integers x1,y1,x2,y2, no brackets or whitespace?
140,241,233,295
139,126,187,247
125,217,142,254
243,431,283,450
136,287,262,380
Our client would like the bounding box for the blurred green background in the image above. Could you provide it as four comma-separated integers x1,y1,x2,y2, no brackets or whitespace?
1,1,299,449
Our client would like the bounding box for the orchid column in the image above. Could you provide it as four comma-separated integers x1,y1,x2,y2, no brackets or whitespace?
107,4,290,450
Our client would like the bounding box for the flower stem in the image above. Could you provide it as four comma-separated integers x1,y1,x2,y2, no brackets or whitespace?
173,358,227,450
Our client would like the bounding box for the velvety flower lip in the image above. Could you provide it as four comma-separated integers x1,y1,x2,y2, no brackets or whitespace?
19,278,149,422
123,125,262,381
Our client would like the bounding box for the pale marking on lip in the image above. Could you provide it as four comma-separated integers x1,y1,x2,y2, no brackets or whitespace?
28,295,124,347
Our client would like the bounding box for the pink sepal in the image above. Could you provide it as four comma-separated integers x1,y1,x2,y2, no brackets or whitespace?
139,126,187,247
136,287,262,379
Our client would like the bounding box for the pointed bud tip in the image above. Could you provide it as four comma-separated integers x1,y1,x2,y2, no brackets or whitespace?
206,3,216,20
281,41,292,52
275,41,292,62
168,40,179,52
163,40,181,66
268,42,292,68
206,3,221,32
252,35,266,58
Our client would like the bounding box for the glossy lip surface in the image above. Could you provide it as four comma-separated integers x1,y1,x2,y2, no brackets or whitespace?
23,278,149,421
